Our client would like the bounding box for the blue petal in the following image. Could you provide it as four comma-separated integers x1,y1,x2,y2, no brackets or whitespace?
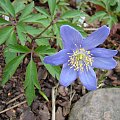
60,25,83,49
44,49,70,65
82,25,110,50
92,57,117,70
90,48,118,57
78,67,97,90
60,63,77,87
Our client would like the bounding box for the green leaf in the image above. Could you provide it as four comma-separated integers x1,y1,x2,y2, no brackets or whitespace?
0,9,7,15
25,25,42,36
116,3,120,12
102,0,110,11
40,55,61,80
6,44,30,53
48,0,56,16
108,15,118,28
25,79,35,106
61,10,87,19
90,0,105,8
0,1,7,12
16,22,26,45
0,17,10,25
36,18,50,27
4,31,17,63
2,55,25,85
35,38,49,46
4,48,16,64
6,30,17,45
0,0,15,17
4,0,15,17
109,0,117,6
58,1,69,6
13,0,25,14
19,1,34,21
20,14,47,23
88,11,107,23
24,59,40,106
35,6,50,17
52,23,62,47
39,90,49,101
35,45,56,55
0,26,14,45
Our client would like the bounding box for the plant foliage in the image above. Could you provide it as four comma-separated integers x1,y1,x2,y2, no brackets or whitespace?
2,0,115,105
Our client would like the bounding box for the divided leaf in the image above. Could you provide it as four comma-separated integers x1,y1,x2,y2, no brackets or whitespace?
24,59,40,106
4,31,17,63
48,0,56,16
21,14,47,23
4,47,16,64
35,45,56,55
90,0,105,8
4,0,15,17
25,25,42,36
61,10,87,19
19,1,34,21
89,11,107,23
0,26,14,45
2,55,25,85
13,0,25,14
0,0,15,17
16,22,26,45
7,44,30,53
0,17,10,25
6,30,17,45
35,38,49,46
35,6,50,17
108,16,118,28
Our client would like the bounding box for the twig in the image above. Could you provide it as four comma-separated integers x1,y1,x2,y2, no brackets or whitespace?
84,28,98,31
52,87,56,120
52,83,59,120
6,94,24,105
82,86,86,95
70,90,76,103
0,101,26,114
70,85,76,104
32,21,53,40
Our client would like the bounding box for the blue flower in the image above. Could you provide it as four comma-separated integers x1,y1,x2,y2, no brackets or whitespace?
44,25,118,90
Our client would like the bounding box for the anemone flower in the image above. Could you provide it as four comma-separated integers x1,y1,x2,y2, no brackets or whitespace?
44,25,118,90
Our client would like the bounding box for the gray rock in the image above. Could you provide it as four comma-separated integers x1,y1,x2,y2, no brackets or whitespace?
69,88,120,120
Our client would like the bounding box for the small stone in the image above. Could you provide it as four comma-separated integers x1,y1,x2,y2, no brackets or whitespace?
115,61,120,73
20,108,36,120
6,109,16,118
0,104,4,111
32,100,39,111
69,88,120,120
58,86,68,96
39,105,50,120
56,107,65,120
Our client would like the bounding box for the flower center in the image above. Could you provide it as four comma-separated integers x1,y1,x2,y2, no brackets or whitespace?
68,48,93,71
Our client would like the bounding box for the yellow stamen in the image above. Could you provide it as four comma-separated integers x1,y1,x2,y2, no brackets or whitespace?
68,48,93,71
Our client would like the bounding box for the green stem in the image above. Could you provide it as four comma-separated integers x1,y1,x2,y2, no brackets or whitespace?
40,36,61,40
32,21,53,41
